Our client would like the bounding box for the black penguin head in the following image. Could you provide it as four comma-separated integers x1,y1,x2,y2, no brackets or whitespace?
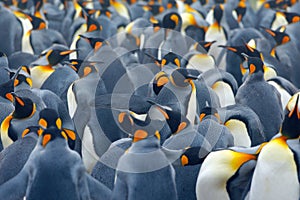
85,13,102,32
170,68,200,88
197,41,216,52
153,71,169,95
28,15,47,30
38,108,77,142
80,35,107,51
162,12,181,30
213,4,224,25
40,127,68,147
234,1,246,23
199,106,220,122
242,54,265,75
181,146,206,166
11,93,36,119
281,94,300,139
42,49,77,66
263,27,291,46
14,74,33,88
0,67,21,100
78,64,98,78
161,52,181,68
39,108,61,130
278,11,300,24
132,129,161,143
264,0,289,9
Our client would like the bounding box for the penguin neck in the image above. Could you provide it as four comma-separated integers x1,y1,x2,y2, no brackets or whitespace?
186,82,197,125
245,71,264,83
130,137,160,153
22,30,34,54
16,15,34,54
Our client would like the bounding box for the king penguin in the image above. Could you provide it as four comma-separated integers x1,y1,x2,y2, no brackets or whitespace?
248,94,300,200
0,126,41,185
112,105,178,200
196,145,261,200
0,126,112,200
235,55,283,140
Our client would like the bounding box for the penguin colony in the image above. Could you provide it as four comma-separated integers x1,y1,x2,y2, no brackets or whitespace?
0,0,300,199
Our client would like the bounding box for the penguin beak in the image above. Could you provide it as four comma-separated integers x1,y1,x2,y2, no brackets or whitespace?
60,49,78,56
11,92,25,106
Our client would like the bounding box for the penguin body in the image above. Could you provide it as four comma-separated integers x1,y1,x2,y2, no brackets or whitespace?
91,138,132,190
218,104,266,147
197,107,234,150
0,127,112,200
0,126,40,185
196,148,257,200
235,57,283,140
249,93,300,200
198,68,238,107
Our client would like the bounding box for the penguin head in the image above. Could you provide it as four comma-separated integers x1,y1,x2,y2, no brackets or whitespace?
38,108,77,142
161,52,181,68
242,54,265,75
14,73,33,88
85,13,102,32
199,106,220,122
40,127,68,147
21,126,43,138
213,4,224,25
281,11,300,24
263,27,291,46
281,94,300,139
80,35,107,52
170,68,200,88
11,93,36,119
0,67,21,101
38,108,61,130
77,63,98,78
234,1,246,23
180,146,207,166
41,49,77,66
153,71,169,95
263,0,289,9
162,12,182,31
28,15,47,30
197,41,216,53
132,129,161,143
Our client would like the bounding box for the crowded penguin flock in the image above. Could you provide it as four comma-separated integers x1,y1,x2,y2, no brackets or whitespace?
0,0,300,199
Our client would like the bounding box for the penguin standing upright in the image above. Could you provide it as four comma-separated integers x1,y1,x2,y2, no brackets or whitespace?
0,127,111,200
235,55,283,140
196,146,259,200
248,94,300,200
112,105,178,200
0,126,41,185
205,4,227,69
0,93,42,148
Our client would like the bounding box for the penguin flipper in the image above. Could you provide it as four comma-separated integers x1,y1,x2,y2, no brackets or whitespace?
0,169,28,200
86,174,112,200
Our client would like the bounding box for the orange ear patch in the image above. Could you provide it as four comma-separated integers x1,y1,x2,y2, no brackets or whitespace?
42,134,51,147
133,130,148,142
249,64,256,74
181,155,189,166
